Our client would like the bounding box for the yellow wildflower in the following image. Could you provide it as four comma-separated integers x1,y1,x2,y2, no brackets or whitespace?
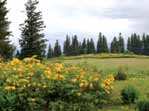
77,92,81,96
89,83,93,88
4,86,16,91
59,75,65,80
44,68,52,79
100,83,106,88
79,82,84,88
53,74,59,80
71,79,77,84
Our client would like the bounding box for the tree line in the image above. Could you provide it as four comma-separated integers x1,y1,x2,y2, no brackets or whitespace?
47,33,149,58
0,0,149,60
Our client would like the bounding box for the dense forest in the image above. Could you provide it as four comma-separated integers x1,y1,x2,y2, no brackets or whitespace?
0,0,149,60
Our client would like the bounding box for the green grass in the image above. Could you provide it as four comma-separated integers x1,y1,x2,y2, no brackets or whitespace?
63,58,149,77
49,57,149,111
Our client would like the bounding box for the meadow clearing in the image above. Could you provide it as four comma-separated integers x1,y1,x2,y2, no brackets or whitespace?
0,55,149,111
57,58,149,111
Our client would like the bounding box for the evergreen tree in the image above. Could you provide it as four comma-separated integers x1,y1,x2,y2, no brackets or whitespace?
130,33,142,54
118,33,125,53
97,33,108,53
136,35,142,54
81,38,87,54
0,0,15,59
71,35,79,56
47,44,53,58
127,37,131,52
90,38,95,54
142,33,146,54
143,35,149,55
111,37,119,53
87,39,91,54
97,32,102,53
102,35,109,53
63,35,71,56
19,0,47,59
130,34,135,53
54,40,61,57
78,41,82,55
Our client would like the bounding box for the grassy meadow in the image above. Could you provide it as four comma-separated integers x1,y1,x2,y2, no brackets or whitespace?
50,57,149,111
0,54,149,111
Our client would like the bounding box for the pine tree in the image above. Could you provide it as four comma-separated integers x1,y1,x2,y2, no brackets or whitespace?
97,33,108,53
19,0,47,59
81,38,87,54
102,35,109,53
63,35,71,56
90,38,95,54
130,34,135,53
97,32,102,53
0,0,15,59
118,33,125,53
71,35,79,56
143,35,149,55
87,39,91,54
54,40,61,57
142,33,146,54
111,37,119,53
130,33,142,54
78,41,82,55
136,35,142,54
127,37,131,52
47,44,53,58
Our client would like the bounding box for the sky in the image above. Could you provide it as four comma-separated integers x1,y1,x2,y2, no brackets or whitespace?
7,0,149,47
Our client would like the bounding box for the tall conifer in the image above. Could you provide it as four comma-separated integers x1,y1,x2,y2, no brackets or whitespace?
19,0,47,59
0,0,15,59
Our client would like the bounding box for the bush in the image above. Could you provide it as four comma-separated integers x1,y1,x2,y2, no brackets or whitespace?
0,57,115,111
115,67,127,80
121,85,139,104
137,99,149,111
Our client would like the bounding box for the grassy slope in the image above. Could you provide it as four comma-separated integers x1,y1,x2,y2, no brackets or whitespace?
49,57,149,111
63,58,149,77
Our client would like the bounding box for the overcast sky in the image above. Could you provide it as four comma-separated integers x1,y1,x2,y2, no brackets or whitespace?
7,0,149,47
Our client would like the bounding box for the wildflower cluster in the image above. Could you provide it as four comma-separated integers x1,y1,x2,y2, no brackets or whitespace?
0,57,115,111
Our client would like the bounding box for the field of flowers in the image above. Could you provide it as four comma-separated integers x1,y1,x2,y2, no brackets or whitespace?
62,57,149,111
0,56,115,111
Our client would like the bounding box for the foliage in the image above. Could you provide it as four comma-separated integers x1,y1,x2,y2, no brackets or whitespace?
111,33,125,53
54,40,61,57
0,56,115,111
63,35,72,56
121,85,139,104
137,99,149,111
97,32,109,53
86,38,95,54
80,38,87,54
47,44,54,58
115,67,127,80
71,35,79,56
142,34,149,55
127,33,142,55
19,0,47,59
118,33,125,53
0,0,15,60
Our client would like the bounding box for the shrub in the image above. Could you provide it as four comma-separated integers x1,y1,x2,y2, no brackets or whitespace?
115,67,127,80
137,99,149,111
0,57,115,111
121,85,139,104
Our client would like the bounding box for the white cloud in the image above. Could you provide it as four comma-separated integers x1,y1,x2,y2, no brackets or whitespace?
6,0,149,46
